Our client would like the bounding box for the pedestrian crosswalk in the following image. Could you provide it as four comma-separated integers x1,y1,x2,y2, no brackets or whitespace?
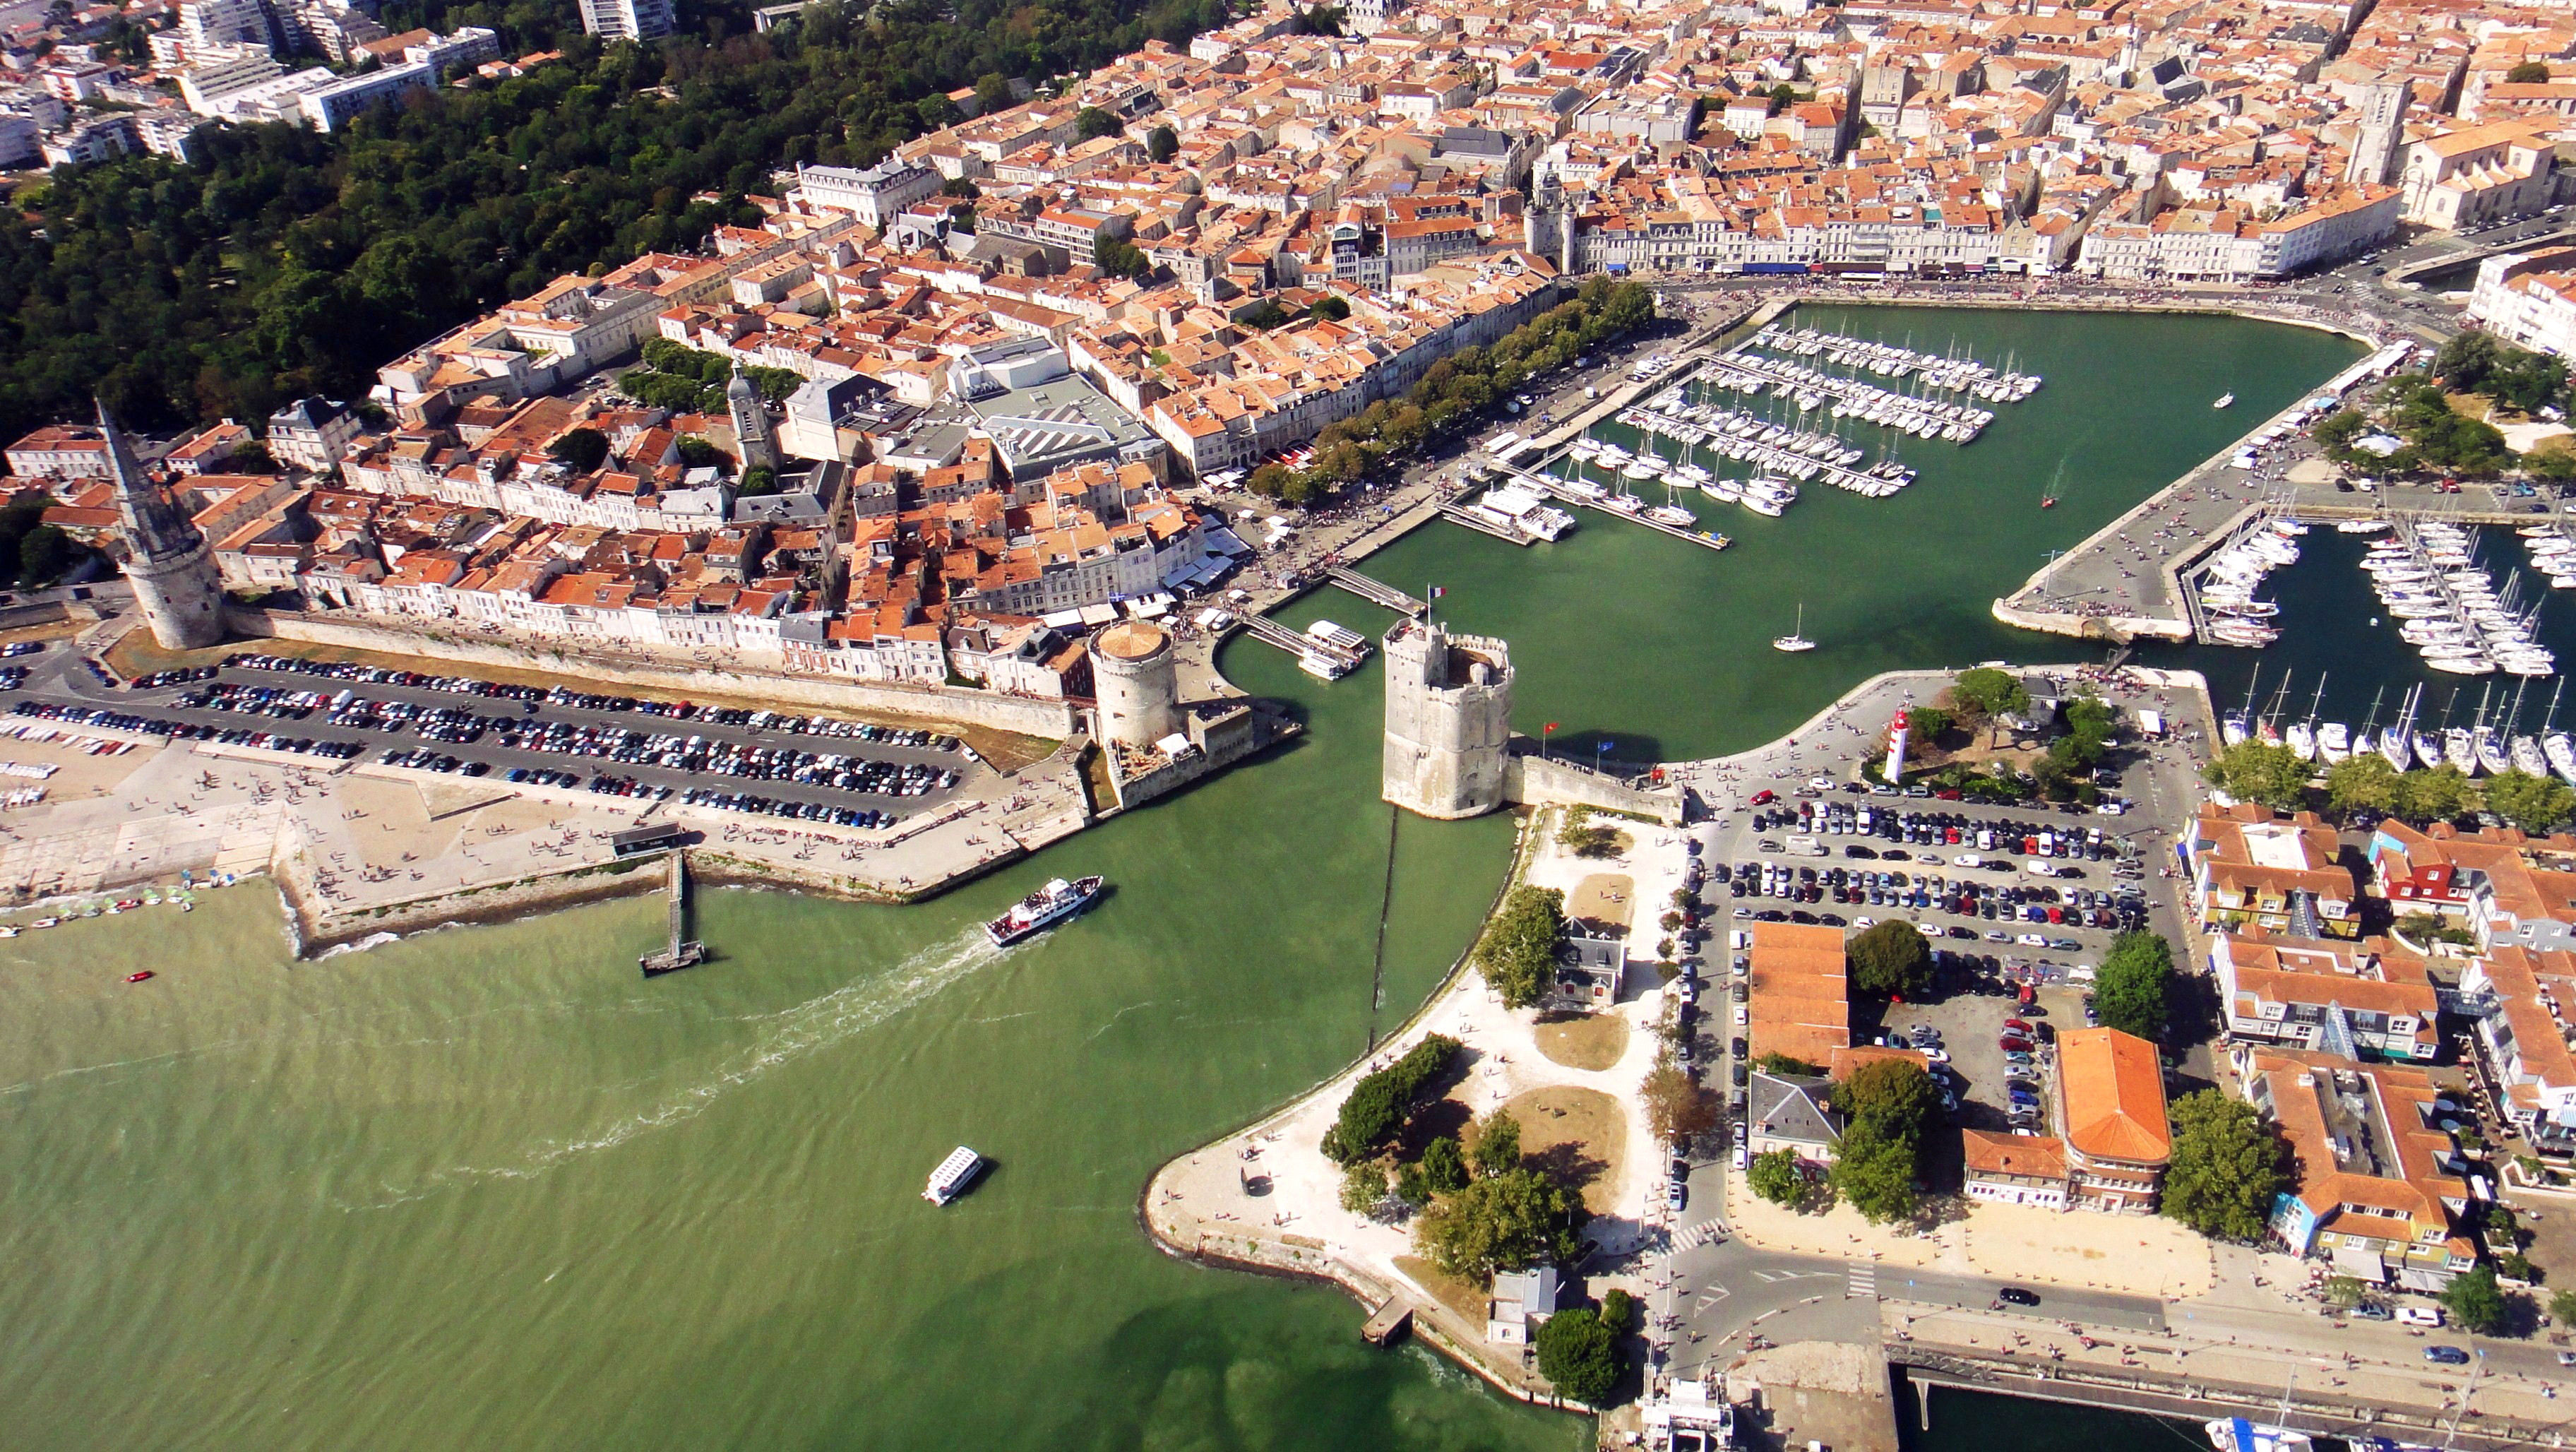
1846,1264,1879,1300
1672,1220,1726,1253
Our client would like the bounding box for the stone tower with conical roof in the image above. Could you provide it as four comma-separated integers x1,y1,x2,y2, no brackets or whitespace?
727,368,779,474
101,404,225,650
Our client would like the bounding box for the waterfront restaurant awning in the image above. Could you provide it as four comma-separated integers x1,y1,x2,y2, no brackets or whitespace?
2332,1244,2388,1282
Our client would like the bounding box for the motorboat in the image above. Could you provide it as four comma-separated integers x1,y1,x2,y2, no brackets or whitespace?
924,1145,986,1206
126,970,153,983
2316,722,2351,764
2213,393,2236,410
984,876,1107,947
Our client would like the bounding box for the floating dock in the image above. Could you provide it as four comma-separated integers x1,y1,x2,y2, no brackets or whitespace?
1498,465,1734,552
1322,567,1426,615
1436,504,1536,545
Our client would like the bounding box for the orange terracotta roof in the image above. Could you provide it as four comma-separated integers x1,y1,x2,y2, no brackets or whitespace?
2057,1028,2169,1166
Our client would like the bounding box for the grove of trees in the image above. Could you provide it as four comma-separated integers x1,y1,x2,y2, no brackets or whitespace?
1320,1033,1460,1164
0,0,1237,441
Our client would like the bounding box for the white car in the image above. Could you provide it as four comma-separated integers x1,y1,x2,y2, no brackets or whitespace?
1920,1047,1951,1065
1733,1142,1750,1170
1854,915,1877,928
1952,854,1984,869
1734,1004,1749,1026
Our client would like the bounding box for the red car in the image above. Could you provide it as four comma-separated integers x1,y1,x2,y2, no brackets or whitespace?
1751,790,1778,805
1999,1037,2034,1054
2003,1018,2034,1033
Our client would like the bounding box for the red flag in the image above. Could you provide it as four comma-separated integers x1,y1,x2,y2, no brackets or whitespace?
1429,585,1446,599
1544,722,1561,732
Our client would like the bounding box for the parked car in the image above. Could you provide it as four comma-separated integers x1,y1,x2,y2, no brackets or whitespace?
2423,1345,2471,1366
1997,1287,2040,1307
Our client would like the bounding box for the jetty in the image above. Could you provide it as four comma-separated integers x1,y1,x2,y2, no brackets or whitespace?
639,849,707,977
1359,1297,1414,1346
1435,502,1537,544
1235,613,1371,670
1321,566,1426,615
1499,464,1734,552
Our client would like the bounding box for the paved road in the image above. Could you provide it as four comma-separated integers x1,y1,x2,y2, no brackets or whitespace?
1880,1267,2164,1330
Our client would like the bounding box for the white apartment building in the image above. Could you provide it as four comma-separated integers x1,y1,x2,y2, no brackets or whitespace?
790,158,943,231
578,0,674,41
299,59,431,132
2468,246,2576,357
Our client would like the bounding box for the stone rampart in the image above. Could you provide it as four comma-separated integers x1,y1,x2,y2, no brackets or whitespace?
227,607,1078,738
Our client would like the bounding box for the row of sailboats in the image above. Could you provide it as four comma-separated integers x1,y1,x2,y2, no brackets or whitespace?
2361,521,2556,677
1753,324,2044,402
2224,673,2576,785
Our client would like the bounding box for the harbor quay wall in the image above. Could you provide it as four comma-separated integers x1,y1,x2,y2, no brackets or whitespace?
225,607,1079,739
1890,1345,2546,1452
283,850,669,957
1503,749,1686,823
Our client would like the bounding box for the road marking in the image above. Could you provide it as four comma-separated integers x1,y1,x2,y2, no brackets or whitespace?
1847,1264,1879,1300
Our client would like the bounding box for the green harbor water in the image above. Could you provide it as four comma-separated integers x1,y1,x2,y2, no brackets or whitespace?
0,307,2358,1451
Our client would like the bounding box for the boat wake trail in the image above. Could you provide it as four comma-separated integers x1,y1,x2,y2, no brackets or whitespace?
345,928,1010,1207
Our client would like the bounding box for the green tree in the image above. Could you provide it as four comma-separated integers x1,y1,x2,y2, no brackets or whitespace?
942,175,982,199
1092,234,1151,279
1147,124,1179,162
1420,1134,1469,1194
1557,804,1622,858
16,525,73,587
2325,753,2400,816
2202,739,2312,811
1600,1287,1633,1332
1830,1123,1919,1223
1320,1034,1461,1163
1340,1158,1387,1213
1308,294,1351,322
1642,1059,1719,1146
2440,1265,2510,1334
2435,333,2504,393
1839,1056,1938,1124
2550,1286,2576,1326
1907,705,1952,742
2093,932,2174,1043
2324,1275,2366,1309
1748,1148,1803,1206
228,439,277,473
737,465,779,497
1075,105,1122,138
1950,667,2028,718
2162,1090,2285,1242
1473,886,1566,1010
2485,768,2576,834
1471,1108,1522,1179
1411,1166,1584,1280
1755,1052,1825,1076
2509,60,2553,84
549,426,610,471
1534,1304,1621,1405
1298,3,1345,35
1846,920,1931,999
917,93,963,131
2394,764,2474,823
974,72,1018,114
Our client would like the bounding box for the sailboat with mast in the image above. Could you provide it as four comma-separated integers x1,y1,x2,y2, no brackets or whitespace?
1773,602,1816,653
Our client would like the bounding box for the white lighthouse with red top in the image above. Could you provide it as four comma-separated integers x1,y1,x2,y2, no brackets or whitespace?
1884,707,1910,784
